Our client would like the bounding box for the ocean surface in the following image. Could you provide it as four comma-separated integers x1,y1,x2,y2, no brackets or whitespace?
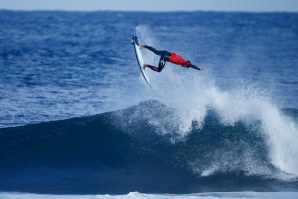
0,10,298,198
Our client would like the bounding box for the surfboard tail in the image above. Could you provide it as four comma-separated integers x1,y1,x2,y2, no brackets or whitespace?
131,34,135,45
132,34,139,46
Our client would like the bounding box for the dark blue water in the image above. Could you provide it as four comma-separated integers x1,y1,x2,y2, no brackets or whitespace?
0,10,298,195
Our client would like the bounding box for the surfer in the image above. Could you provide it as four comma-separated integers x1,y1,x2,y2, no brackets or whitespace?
140,44,205,72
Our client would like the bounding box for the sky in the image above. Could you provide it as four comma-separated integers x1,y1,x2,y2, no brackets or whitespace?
0,0,298,12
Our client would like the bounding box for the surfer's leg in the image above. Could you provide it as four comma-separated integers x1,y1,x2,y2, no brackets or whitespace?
147,53,168,72
155,56,166,72
144,45,164,56
146,64,160,72
143,50,168,73
144,59,165,73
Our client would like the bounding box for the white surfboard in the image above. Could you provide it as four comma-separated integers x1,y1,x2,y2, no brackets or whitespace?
132,34,152,87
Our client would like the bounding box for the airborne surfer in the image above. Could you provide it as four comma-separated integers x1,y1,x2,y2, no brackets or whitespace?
140,44,205,72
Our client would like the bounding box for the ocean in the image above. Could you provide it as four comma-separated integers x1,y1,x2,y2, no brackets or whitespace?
0,10,298,198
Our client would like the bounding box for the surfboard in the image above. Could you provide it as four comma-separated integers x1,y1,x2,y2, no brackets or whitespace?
131,34,152,87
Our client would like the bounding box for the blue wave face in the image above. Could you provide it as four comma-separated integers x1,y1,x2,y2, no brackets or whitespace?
0,101,297,194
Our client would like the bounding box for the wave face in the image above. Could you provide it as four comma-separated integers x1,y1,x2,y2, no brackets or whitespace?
0,101,298,194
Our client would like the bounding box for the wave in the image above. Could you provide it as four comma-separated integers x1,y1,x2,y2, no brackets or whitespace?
135,25,298,177
0,101,298,194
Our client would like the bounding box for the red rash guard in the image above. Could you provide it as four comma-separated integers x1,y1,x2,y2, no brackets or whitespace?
168,53,190,67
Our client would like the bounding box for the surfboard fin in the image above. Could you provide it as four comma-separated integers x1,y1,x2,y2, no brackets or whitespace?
131,34,140,45
131,35,134,45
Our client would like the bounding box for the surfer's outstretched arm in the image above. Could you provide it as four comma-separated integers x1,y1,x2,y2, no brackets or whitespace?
189,64,205,71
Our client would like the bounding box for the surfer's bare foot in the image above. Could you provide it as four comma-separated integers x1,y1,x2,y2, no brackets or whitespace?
140,44,145,49
143,63,148,70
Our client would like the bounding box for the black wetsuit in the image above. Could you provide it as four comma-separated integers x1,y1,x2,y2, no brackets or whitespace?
144,45,201,72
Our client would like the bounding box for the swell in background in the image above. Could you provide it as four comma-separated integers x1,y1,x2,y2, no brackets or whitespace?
0,11,297,127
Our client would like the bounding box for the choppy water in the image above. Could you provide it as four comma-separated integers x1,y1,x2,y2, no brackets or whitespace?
0,10,298,197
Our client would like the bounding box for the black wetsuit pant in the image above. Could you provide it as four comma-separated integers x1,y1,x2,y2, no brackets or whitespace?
144,45,171,72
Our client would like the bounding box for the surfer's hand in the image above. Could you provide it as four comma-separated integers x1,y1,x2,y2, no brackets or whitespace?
200,67,206,71
140,44,145,49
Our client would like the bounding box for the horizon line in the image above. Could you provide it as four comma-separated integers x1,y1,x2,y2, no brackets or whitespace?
1,8,297,14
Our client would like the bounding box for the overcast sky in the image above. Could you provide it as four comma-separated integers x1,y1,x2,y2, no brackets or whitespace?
0,0,298,12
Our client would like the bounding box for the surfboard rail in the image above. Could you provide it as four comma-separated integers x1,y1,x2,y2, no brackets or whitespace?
132,34,152,87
